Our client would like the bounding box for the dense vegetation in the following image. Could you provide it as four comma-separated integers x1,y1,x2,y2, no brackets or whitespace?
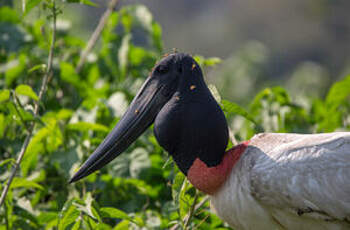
0,1,350,229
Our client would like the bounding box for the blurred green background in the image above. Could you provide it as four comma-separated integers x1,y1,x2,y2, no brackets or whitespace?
5,0,350,102
0,0,349,229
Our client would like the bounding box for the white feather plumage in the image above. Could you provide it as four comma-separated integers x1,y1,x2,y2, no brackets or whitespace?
211,132,350,230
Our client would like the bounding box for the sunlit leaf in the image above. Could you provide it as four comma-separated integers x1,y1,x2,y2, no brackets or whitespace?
11,178,44,190
22,118,63,176
57,109,74,120
24,0,41,15
203,57,222,67
152,22,162,52
0,89,10,102
37,212,58,225
28,64,46,73
67,121,109,133
172,172,185,203
326,75,350,108
0,113,5,138
100,207,144,226
193,55,221,68
5,54,27,85
71,219,81,230
0,7,20,23
15,84,39,101
222,100,257,125
60,62,80,85
0,158,15,167
66,0,97,7
58,204,80,230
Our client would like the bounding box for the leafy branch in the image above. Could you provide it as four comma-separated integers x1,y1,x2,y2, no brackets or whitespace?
75,0,120,73
183,190,199,229
170,194,210,230
0,0,57,208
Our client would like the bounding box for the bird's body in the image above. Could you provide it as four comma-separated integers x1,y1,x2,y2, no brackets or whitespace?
69,53,350,230
212,132,350,230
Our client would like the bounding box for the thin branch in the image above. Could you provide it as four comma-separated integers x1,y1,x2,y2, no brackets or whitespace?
229,127,238,146
184,191,199,229
170,195,210,230
194,214,210,230
75,0,119,73
0,0,57,208
13,93,30,132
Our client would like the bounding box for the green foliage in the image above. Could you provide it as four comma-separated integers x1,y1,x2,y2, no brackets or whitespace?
15,84,39,101
221,100,258,126
0,89,10,102
0,1,349,230
194,55,222,67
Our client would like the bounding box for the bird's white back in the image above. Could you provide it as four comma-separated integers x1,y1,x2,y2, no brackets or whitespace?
211,132,350,230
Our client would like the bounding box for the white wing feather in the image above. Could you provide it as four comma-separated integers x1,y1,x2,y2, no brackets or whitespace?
249,132,350,221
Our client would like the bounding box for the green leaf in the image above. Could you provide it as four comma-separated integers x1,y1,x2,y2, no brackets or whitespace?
172,172,185,203
0,89,10,102
37,212,58,225
203,57,222,67
58,202,80,230
73,192,101,222
178,178,190,219
57,109,73,120
60,62,80,87
250,87,291,113
100,207,143,226
71,219,81,230
152,22,162,52
102,12,119,43
0,7,20,23
24,0,42,15
0,158,15,167
22,119,63,176
100,207,130,219
0,113,5,138
15,84,39,101
325,75,350,108
67,122,109,133
222,100,257,125
11,178,44,190
28,64,46,73
5,54,27,85
316,75,350,131
193,55,221,68
66,0,98,7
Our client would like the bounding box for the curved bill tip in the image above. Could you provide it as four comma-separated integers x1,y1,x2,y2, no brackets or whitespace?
68,171,84,184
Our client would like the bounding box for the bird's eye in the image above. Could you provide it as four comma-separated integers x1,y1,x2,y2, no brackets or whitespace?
157,65,169,74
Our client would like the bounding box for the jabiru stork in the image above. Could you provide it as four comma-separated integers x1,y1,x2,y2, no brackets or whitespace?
70,53,350,230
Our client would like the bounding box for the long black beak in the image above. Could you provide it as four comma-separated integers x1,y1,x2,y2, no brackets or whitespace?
69,77,169,183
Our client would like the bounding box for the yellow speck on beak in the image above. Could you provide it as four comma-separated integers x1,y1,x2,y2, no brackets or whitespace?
190,85,196,90
192,63,196,70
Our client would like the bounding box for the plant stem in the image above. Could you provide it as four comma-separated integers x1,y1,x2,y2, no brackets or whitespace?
170,195,209,230
13,93,30,132
75,0,119,73
0,0,57,208
183,190,199,230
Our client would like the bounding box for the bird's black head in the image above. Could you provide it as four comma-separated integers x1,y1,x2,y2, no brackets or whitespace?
69,53,228,183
